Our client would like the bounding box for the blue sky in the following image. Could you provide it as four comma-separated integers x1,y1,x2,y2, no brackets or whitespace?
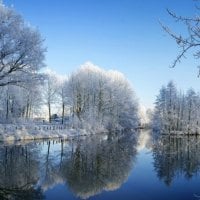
3,0,200,108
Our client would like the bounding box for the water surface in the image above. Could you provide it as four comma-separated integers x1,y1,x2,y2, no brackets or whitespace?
0,131,200,200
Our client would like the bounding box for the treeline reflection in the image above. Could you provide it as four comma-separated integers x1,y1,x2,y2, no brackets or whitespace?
0,132,138,199
1,132,199,199
60,133,137,199
0,144,43,199
153,135,200,185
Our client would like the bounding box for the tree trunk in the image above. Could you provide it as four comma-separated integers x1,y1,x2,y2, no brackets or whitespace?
6,98,9,120
48,102,51,123
62,102,65,124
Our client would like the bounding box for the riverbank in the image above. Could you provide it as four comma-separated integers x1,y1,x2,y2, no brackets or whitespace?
0,124,93,142
0,123,141,142
161,130,200,136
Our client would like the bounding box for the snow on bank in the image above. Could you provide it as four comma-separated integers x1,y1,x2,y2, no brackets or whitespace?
0,124,92,142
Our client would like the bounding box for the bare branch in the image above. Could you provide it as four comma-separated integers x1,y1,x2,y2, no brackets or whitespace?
167,8,200,23
0,4,45,87
161,4,200,70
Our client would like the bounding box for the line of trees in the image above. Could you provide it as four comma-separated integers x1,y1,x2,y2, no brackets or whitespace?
153,81,200,134
0,4,139,131
0,3,45,122
66,63,139,130
42,63,139,131
0,62,139,131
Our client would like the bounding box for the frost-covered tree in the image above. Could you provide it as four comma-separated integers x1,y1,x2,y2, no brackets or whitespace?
153,81,200,134
0,4,45,86
153,81,179,132
42,70,60,123
0,82,42,122
0,3,45,123
56,75,68,124
65,62,139,131
185,88,199,131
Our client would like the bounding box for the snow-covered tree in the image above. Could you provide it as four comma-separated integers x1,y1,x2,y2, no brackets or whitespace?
0,82,42,122
65,62,139,131
42,70,60,123
153,81,200,134
0,3,46,123
185,88,199,131
0,4,45,86
56,75,68,124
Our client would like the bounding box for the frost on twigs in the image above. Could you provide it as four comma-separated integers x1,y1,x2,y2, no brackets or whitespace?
153,81,200,135
0,4,45,87
65,62,139,131
161,3,200,69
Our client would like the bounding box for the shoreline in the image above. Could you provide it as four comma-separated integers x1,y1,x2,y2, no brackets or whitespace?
161,132,200,136
0,124,92,142
0,123,143,142
0,123,113,143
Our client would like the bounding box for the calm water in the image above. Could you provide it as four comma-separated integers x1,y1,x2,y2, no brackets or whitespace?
0,130,200,200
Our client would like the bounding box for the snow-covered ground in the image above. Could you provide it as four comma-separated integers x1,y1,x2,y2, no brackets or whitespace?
0,124,91,142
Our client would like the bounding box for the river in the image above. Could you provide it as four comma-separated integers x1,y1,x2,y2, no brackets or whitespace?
0,130,199,200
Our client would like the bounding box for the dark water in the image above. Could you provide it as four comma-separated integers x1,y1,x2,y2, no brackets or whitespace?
0,131,200,200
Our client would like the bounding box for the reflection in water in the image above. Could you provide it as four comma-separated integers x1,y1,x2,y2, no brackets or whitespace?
0,144,43,199
0,132,138,199
153,135,200,186
61,133,137,199
2,132,200,200
136,130,152,151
